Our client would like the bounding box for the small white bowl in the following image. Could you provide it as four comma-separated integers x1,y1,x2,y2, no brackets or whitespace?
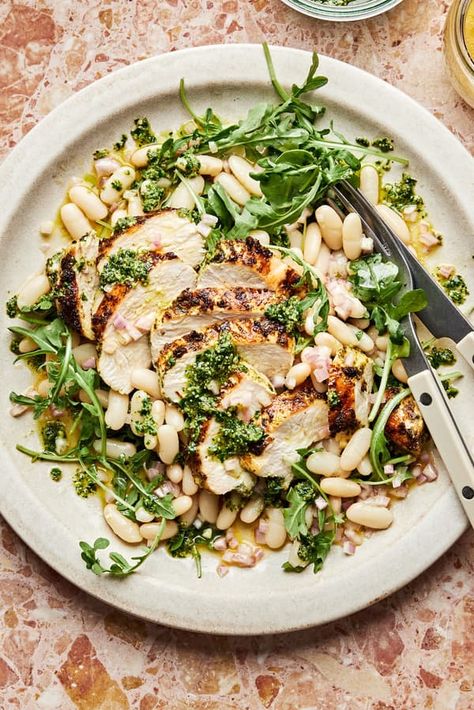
280,0,404,21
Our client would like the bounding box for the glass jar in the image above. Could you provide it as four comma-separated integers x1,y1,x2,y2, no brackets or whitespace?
444,0,474,108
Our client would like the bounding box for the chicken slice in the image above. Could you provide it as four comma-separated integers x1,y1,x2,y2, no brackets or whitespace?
52,232,99,340
97,210,205,269
198,237,301,292
195,418,256,496
93,252,197,393
385,389,427,455
194,369,274,495
327,346,374,434
242,382,329,478
150,287,281,359
158,318,294,403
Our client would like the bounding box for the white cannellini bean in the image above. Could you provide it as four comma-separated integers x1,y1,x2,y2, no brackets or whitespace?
347,323,374,353
80,388,109,408
17,273,51,310
350,317,370,330
346,502,394,530
307,451,341,477
165,404,185,432
110,208,127,227
182,465,198,495
340,427,372,471
357,455,373,477
130,368,161,399
314,242,330,281
315,205,343,250
140,520,179,541
359,165,379,204
105,390,129,431
94,439,136,459
228,155,263,196
375,335,389,352
151,400,166,428
196,154,224,176
215,172,250,206
135,506,155,523
329,496,342,514
376,204,411,245
40,220,54,236
125,189,144,217
179,495,199,525
172,495,193,517
265,508,287,549
216,505,238,531
248,229,270,246
103,504,143,543
72,343,97,368
157,424,179,464
18,336,38,353
314,331,342,356
68,185,108,221
240,494,264,524
199,490,219,524
130,390,149,435
327,315,359,347
100,166,136,204
320,478,362,498
342,212,363,261
392,358,408,384
167,464,183,484
285,362,311,390
288,229,304,251
60,203,93,240
37,379,52,397
303,222,322,265
130,144,158,167
167,175,205,210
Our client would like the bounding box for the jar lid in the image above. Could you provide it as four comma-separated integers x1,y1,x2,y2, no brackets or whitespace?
280,0,404,21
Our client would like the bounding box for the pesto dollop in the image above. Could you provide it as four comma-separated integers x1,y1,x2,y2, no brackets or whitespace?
99,249,154,290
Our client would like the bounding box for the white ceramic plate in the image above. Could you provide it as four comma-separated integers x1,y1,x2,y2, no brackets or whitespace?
0,45,472,635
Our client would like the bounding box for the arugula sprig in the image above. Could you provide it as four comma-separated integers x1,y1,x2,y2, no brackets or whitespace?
9,319,107,456
80,518,165,577
348,254,427,420
167,524,222,578
370,388,410,479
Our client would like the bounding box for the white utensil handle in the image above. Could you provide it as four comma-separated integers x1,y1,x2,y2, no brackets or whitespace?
408,369,474,528
457,332,474,372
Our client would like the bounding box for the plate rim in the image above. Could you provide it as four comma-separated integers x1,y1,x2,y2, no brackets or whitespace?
0,43,470,635
279,0,404,22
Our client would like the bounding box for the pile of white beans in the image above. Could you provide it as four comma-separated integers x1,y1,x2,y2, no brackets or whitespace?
11,141,429,574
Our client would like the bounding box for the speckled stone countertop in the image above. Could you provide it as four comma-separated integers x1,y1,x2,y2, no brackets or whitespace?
1,1,473,708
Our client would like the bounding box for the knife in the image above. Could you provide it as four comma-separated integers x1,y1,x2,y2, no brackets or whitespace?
332,181,474,527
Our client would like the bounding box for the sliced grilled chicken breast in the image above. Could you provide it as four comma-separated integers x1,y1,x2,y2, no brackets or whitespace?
385,390,427,455
195,418,256,496
150,287,280,359
97,210,205,269
195,369,274,495
198,237,301,292
53,233,99,340
93,252,197,393
158,319,294,402
242,382,329,478
327,346,374,434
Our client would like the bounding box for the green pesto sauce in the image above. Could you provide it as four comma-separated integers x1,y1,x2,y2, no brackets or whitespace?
99,249,153,290
179,333,245,455
209,409,264,462
382,173,425,215
435,269,469,305
265,296,301,334
130,117,157,147
134,396,157,436
427,346,456,369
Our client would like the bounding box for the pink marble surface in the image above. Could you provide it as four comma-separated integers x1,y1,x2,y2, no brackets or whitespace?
0,1,473,708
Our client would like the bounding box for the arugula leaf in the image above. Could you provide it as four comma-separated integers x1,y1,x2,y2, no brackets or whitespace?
284,530,335,574
80,518,165,577
370,388,410,479
167,524,222,578
283,481,315,538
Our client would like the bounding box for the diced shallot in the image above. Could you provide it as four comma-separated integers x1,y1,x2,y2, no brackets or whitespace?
213,537,228,551
301,345,332,383
217,564,229,577
196,221,212,237
369,495,390,507
383,464,395,475
135,312,155,332
343,540,356,555
82,357,96,370
423,462,438,481
315,496,328,511
438,264,454,279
